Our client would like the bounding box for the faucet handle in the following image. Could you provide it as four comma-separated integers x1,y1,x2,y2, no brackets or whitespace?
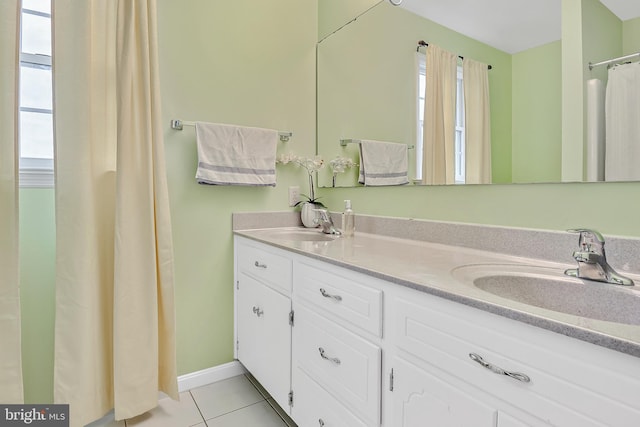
567,228,605,253
313,208,331,222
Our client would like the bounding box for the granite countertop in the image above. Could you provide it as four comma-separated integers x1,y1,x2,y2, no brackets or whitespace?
234,225,640,359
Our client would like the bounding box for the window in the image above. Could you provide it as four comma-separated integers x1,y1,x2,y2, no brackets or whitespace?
416,53,466,184
19,0,53,187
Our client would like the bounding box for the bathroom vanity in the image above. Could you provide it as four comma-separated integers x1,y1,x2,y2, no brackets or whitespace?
233,213,640,427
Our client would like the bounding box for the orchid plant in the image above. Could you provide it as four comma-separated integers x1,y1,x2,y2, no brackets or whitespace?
328,156,357,187
277,153,326,207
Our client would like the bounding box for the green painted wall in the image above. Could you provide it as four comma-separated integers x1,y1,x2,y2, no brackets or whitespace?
157,0,317,376
318,0,378,41
318,181,640,238
19,189,55,404
511,41,562,183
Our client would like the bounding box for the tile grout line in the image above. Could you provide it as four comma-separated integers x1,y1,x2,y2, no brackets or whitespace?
188,390,208,426
243,374,295,427
200,401,268,425
264,399,296,427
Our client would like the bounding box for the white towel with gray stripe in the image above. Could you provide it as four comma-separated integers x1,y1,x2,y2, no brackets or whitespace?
358,140,409,186
195,122,277,186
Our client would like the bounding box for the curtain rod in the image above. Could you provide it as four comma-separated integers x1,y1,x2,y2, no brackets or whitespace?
417,40,493,70
589,52,640,70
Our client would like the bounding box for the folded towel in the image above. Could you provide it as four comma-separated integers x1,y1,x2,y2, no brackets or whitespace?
358,140,409,186
195,122,278,186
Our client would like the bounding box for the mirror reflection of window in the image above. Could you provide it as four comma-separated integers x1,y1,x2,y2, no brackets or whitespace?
416,53,466,183
19,0,54,187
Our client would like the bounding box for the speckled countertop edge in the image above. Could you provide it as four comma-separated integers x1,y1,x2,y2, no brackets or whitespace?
232,212,640,358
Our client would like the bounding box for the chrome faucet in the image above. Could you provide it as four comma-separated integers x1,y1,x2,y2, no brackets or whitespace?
564,228,634,286
313,209,342,235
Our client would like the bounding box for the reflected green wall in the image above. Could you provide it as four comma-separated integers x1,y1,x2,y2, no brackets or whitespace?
512,41,562,183
624,17,640,54
317,2,513,186
562,0,622,181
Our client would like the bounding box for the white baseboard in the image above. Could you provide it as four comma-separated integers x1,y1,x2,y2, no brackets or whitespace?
177,360,247,392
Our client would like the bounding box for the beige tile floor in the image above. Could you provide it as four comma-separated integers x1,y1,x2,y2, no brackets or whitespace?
86,374,296,427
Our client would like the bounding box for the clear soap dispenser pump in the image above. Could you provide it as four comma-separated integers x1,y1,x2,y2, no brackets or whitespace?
342,200,355,237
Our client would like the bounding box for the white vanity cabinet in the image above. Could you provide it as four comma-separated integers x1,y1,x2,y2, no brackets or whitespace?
390,356,498,426
291,260,384,426
234,235,640,427
234,237,293,413
388,288,640,427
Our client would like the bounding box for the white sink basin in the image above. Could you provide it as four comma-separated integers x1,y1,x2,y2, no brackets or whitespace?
451,264,640,325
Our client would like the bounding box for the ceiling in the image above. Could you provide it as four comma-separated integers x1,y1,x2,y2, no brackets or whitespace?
399,0,640,54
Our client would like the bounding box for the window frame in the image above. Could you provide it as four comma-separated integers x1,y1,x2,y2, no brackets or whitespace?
19,6,54,188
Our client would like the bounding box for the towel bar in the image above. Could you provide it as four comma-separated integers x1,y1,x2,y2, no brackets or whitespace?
340,139,414,149
170,119,292,142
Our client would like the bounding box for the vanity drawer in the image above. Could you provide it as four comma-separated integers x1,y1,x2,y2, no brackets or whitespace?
236,239,292,295
293,305,381,425
295,261,383,337
391,292,640,427
292,369,368,427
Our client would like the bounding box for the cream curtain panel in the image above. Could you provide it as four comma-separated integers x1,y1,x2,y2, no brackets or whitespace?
422,44,458,185
0,0,24,404
605,63,640,181
53,1,177,425
463,58,492,184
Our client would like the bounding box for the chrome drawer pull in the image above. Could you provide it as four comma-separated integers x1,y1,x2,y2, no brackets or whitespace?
254,261,267,269
319,288,342,301
252,306,263,317
318,347,341,365
469,353,530,383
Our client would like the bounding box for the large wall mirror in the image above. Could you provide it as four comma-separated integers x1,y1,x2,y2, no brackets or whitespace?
316,0,640,188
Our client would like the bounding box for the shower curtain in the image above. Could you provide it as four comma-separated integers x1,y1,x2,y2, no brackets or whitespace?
422,44,457,185
0,0,24,404
463,58,492,184
605,62,640,181
53,1,177,425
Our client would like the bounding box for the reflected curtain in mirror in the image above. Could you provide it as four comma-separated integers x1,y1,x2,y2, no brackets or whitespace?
0,0,24,404
422,44,457,185
53,1,178,425
463,58,492,184
605,63,640,181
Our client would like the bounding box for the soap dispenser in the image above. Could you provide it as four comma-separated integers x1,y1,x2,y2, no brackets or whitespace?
342,200,355,237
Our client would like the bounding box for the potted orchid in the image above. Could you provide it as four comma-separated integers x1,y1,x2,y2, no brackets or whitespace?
277,153,326,227
328,156,357,187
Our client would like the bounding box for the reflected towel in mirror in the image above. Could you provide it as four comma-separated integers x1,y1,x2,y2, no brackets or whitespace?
358,140,409,186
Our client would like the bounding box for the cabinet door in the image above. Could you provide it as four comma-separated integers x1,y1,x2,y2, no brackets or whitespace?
293,305,381,425
237,272,291,412
292,368,368,427
391,357,497,427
